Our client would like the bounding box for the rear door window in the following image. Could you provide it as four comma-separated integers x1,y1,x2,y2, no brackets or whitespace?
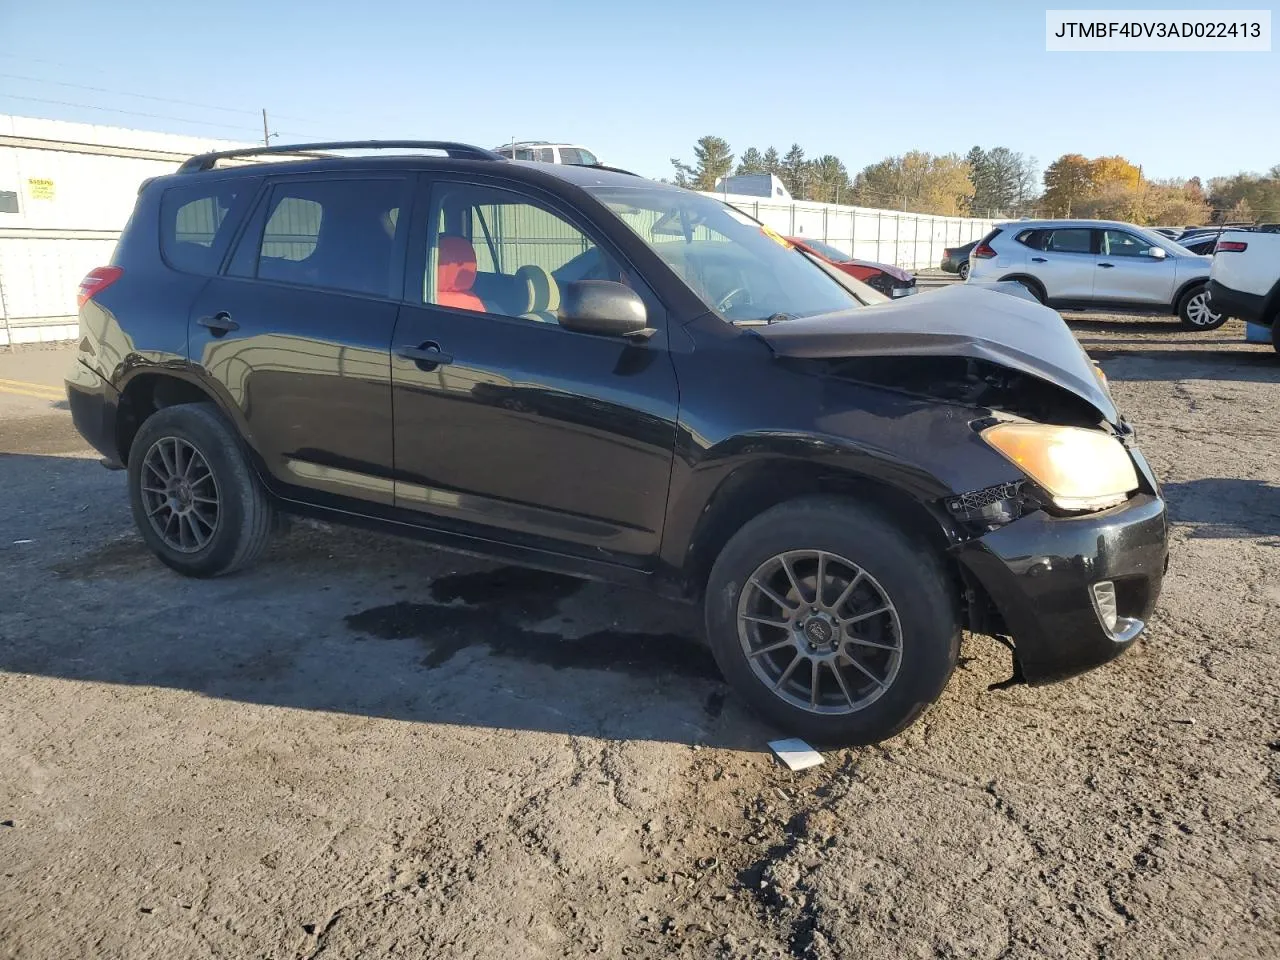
250,177,409,297
1044,229,1093,254
160,180,254,275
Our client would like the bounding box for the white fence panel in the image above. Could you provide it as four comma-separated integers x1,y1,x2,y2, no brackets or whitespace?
703,191,999,271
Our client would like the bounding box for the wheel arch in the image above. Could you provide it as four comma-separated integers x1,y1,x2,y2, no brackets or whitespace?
114,369,253,466
678,458,961,603
1172,276,1209,316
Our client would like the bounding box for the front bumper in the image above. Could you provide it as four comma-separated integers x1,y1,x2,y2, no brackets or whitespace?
66,361,121,464
956,493,1168,683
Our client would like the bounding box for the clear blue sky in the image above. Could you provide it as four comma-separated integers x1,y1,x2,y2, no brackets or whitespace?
1,0,1275,184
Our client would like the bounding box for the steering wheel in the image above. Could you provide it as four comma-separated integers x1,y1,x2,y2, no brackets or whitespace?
716,286,750,313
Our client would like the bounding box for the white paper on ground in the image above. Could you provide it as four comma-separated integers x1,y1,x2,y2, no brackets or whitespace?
768,738,825,771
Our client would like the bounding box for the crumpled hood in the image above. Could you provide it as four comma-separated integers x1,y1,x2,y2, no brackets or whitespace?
754,284,1119,424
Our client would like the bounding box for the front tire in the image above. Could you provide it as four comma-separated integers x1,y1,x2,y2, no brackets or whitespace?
128,402,274,577
1178,284,1226,330
704,497,960,746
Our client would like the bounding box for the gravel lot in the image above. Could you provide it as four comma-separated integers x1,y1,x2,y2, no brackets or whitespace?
1,314,1277,960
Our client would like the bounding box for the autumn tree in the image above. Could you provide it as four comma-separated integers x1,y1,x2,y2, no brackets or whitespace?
1141,179,1211,226
1041,154,1093,216
1208,168,1280,223
853,151,974,216
1089,155,1142,191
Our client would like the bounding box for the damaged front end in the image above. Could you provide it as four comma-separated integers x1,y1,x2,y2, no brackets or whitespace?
752,287,1168,687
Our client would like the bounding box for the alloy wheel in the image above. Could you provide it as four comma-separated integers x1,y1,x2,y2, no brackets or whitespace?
736,550,903,715
140,437,220,553
1185,291,1221,327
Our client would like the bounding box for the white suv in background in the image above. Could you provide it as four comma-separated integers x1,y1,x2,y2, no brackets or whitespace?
494,141,600,165
1207,230,1280,353
966,219,1221,329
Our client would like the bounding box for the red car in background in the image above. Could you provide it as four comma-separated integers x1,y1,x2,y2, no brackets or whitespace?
787,236,918,298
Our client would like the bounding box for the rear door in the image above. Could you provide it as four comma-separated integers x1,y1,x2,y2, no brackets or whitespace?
187,172,412,505
388,175,680,563
1093,228,1178,306
1020,227,1097,301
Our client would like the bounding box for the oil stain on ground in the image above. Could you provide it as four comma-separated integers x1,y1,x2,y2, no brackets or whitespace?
427,566,586,622
347,566,719,682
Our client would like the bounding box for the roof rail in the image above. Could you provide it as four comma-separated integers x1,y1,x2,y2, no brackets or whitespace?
177,140,505,173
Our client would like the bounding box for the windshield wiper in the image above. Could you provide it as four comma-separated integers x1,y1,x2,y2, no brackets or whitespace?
731,312,797,326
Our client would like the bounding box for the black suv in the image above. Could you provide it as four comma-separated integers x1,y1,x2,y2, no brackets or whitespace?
67,141,1169,745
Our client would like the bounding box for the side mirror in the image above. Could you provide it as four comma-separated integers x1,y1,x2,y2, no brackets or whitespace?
558,280,649,337
1147,246,1167,259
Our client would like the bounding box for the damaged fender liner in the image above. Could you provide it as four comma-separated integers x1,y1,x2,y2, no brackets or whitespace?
752,284,1119,425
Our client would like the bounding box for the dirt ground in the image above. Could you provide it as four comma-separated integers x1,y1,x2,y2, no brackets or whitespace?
1,314,1277,960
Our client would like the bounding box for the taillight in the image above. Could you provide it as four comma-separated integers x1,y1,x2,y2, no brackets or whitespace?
972,242,997,259
1215,240,1248,253
77,266,123,308
943,248,954,257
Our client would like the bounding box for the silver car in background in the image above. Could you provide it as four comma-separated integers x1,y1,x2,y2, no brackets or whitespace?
966,219,1222,329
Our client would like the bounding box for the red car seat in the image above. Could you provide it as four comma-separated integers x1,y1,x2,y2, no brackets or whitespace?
437,235,486,312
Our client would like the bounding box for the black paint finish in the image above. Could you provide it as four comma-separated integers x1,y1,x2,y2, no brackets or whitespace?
67,152,1170,686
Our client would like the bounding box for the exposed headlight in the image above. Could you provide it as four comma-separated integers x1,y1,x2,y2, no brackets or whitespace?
1091,362,1112,396
981,423,1139,512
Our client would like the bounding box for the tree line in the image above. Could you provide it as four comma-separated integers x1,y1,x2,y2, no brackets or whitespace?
670,135,1279,226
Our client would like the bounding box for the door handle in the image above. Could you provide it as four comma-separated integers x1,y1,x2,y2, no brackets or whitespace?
197,311,238,335
397,341,453,369
1031,257,1048,262
1098,262,1115,269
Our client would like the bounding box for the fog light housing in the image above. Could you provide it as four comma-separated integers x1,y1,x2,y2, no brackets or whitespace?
1091,581,1118,632
946,481,1023,528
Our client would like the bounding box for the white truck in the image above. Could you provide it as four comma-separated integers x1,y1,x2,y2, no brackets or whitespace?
1207,230,1280,353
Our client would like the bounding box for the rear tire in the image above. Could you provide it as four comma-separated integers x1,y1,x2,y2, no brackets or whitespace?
127,402,274,578
958,261,970,281
704,497,960,746
1177,283,1226,330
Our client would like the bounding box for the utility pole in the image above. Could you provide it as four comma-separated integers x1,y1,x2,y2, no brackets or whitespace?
262,109,272,146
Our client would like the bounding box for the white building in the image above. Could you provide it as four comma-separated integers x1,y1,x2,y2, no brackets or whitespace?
0,115,247,344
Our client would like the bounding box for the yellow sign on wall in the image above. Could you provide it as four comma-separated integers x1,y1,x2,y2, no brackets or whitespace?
27,178,55,201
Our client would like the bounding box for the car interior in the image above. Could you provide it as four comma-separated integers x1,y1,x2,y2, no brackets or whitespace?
426,189,628,323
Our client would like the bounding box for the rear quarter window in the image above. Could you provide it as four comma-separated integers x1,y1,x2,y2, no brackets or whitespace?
1016,229,1048,250
160,180,253,275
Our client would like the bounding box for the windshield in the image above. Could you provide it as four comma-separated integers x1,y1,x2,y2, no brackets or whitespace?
799,238,854,263
590,186,861,322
